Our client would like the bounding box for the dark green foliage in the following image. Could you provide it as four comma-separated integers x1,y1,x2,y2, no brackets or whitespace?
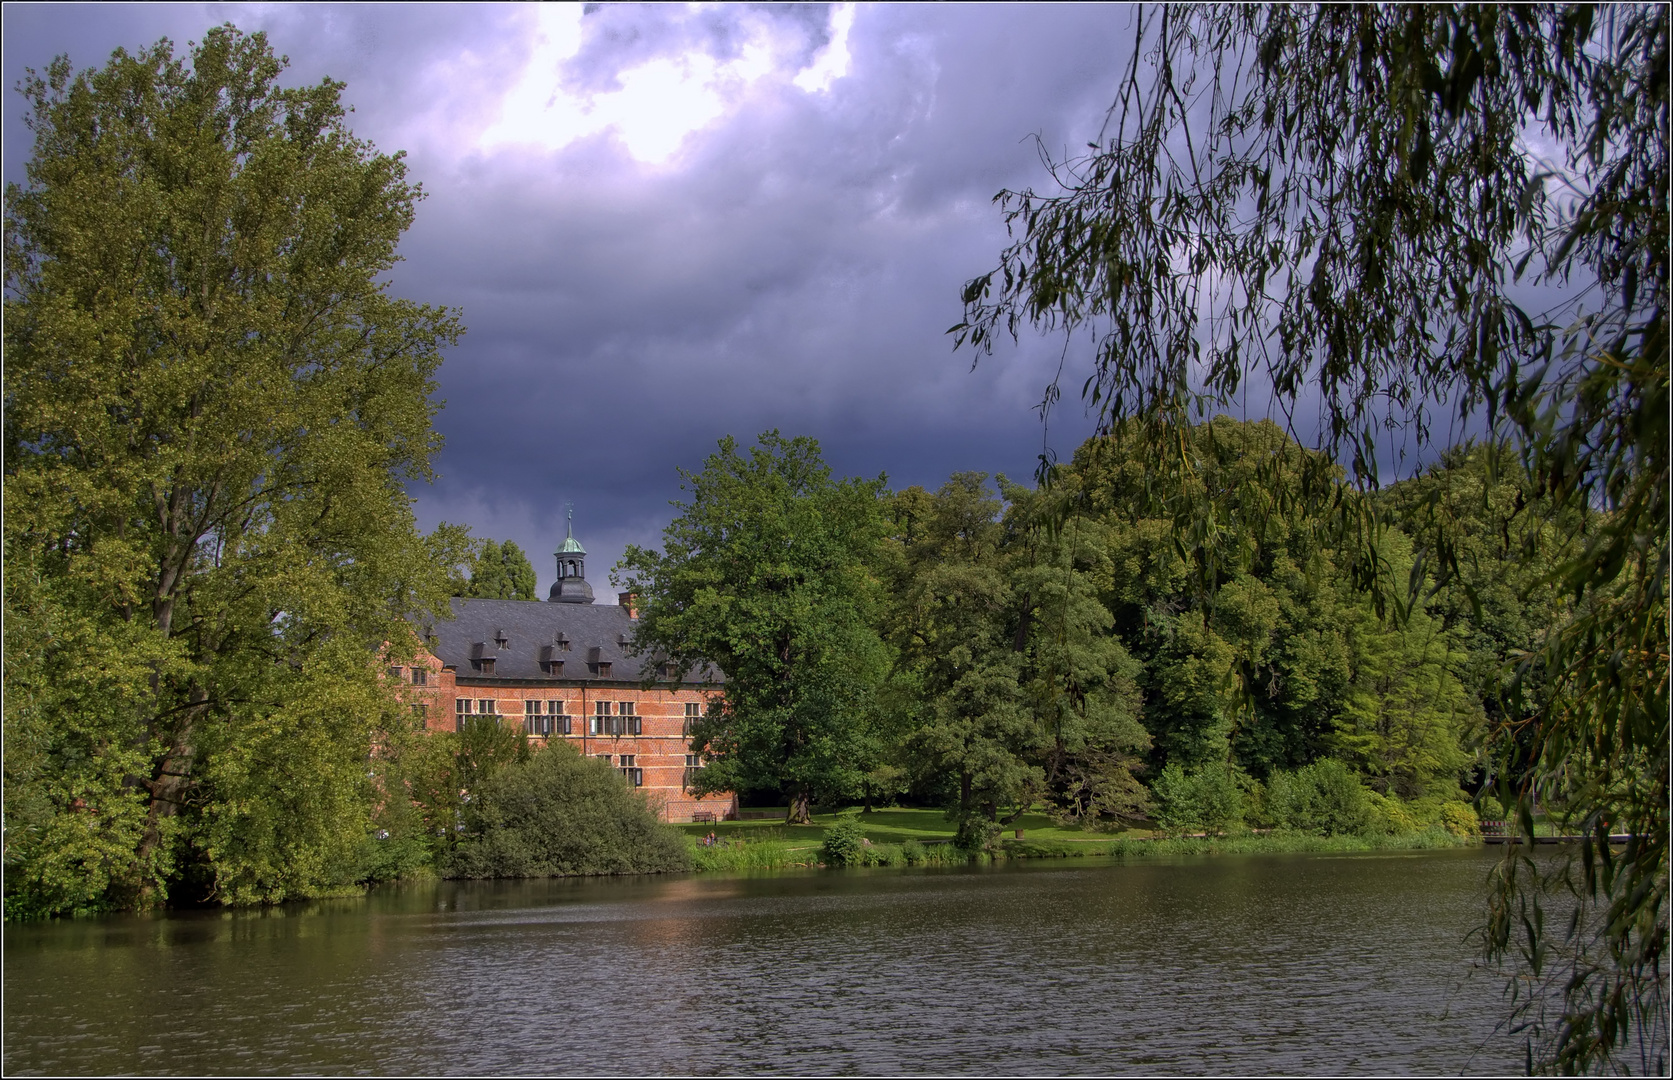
1050,420,1482,795
617,431,891,824
883,474,1148,840
446,741,690,878
395,716,528,864
461,539,538,600
1150,763,1245,834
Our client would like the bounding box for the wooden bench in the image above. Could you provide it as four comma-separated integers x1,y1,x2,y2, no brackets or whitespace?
691,811,716,824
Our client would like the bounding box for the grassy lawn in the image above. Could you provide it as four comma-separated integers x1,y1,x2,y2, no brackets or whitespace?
676,806,1160,847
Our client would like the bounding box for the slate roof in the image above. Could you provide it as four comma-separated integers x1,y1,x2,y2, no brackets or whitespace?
425,598,723,686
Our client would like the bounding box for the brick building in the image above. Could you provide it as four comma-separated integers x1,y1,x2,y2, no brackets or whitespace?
390,517,735,823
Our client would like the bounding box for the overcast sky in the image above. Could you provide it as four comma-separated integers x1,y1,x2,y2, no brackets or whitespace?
7,2,1154,597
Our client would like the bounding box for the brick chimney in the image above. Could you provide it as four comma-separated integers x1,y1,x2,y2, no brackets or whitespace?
617,592,639,619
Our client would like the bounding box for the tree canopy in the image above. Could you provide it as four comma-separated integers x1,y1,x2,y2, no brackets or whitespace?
615,432,891,824
458,538,538,600
953,5,1666,1070
3,26,463,915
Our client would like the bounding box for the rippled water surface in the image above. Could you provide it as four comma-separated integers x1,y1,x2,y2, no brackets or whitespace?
5,848,1525,1074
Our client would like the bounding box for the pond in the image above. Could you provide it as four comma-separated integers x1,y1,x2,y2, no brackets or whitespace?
5,847,1526,1074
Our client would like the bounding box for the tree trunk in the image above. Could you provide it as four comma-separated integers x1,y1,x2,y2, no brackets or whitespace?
133,686,206,906
786,786,812,824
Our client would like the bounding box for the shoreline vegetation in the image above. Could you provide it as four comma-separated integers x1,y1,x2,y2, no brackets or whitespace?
680,806,1479,873
687,828,1478,873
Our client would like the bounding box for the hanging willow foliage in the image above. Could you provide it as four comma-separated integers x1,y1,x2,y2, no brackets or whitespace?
954,6,1666,1072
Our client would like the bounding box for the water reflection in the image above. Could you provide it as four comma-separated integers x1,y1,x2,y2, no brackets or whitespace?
6,850,1526,1074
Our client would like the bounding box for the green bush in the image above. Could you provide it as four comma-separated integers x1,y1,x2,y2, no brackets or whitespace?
1437,800,1481,837
1264,760,1371,835
1364,790,1421,835
1302,760,1372,835
954,816,1001,851
1151,762,1245,833
901,837,926,864
821,813,867,866
445,741,690,877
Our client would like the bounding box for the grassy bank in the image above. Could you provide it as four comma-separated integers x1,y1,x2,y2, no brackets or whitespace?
1004,827,1474,860
681,807,1476,872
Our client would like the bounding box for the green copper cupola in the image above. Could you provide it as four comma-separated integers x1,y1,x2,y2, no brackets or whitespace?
548,506,594,604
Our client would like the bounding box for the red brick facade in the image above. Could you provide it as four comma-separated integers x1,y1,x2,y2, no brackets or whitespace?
388,621,736,823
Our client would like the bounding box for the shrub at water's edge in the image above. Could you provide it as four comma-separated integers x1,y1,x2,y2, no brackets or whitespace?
686,825,1474,872
1005,828,1474,860
688,838,810,871
446,742,690,878
821,813,868,865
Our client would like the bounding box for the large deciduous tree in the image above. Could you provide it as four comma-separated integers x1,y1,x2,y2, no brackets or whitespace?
955,6,1666,1069
460,538,538,600
883,474,1148,845
616,432,890,824
3,27,463,915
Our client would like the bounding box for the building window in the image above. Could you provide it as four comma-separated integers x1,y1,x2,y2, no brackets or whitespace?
388,666,402,680
618,755,642,787
478,699,496,716
411,703,428,720
411,668,428,686
682,701,701,735
524,700,572,737
683,752,703,791
594,661,612,678
455,697,471,731
588,700,637,737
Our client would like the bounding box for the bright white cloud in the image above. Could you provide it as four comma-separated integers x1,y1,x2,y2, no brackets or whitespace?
793,3,855,93
478,5,807,164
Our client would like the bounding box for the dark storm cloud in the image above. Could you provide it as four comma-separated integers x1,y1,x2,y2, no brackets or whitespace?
4,4,1140,595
